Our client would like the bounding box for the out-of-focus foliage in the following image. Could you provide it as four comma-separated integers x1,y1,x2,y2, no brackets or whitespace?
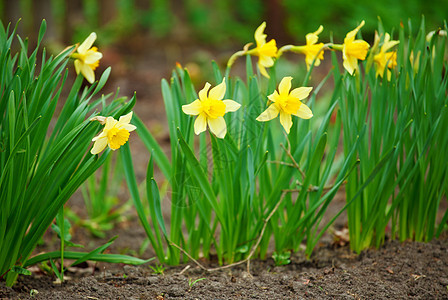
283,0,447,42
0,0,446,46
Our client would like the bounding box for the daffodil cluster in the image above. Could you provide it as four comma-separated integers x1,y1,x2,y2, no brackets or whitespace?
227,20,383,78
85,21,402,153
182,76,313,137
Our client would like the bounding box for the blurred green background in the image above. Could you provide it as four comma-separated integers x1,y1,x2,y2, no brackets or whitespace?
1,0,446,47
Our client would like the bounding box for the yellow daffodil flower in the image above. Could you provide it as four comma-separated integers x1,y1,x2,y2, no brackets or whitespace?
72,32,103,84
277,26,326,70
342,21,370,75
90,112,136,155
256,77,313,134
373,33,399,80
182,79,241,139
303,25,325,70
250,22,278,78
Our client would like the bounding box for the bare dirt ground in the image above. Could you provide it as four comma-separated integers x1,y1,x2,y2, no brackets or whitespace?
2,237,448,299
1,33,448,299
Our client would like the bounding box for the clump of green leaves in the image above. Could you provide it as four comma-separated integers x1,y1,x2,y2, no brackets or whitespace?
122,56,354,265
338,19,448,253
0,20,145,286
272,251,291,266
123,18,447,268
149,263,166,275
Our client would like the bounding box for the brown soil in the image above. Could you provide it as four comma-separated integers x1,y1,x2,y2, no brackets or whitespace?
2,237,448,299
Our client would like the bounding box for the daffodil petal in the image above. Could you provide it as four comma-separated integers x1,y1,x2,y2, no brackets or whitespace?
306,33,319,46
385,33,392,43
104,117,118,130
293,103,313,119
278,76,292,95
118,112,133,124
194,114,207,135
313,56,322,66
84,51,103,64
306,26,323,46
209,79,226,100
91,136,108,154
259,55,274,68
254,22,267,46
121,124,137,131
343,55,358,75
256,103,279,122
313,25,324,36
290,87,313,100
208,117,227,139
386,41,400,51
386,70,392,81
182,100,202,115
345,20,365,42
305,53,322,70
267,90,279,102
279,111,293,134
78,32,97,54
198,83,211,101
74,59,82,75
382,35,400,52
375,67,383,78
80,63,95,83
258,62,270,78
223,100,241,112
92,131,106,142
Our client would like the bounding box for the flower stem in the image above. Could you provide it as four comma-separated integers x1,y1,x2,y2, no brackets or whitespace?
227,50,247,68
277,45,294,58
329,43,343,51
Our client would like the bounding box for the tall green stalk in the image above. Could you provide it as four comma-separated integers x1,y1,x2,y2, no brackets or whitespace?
340,19,448,253
0,20,136,286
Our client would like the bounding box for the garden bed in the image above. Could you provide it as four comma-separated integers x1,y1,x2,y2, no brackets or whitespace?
1,18,447,299
2,236,447,299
